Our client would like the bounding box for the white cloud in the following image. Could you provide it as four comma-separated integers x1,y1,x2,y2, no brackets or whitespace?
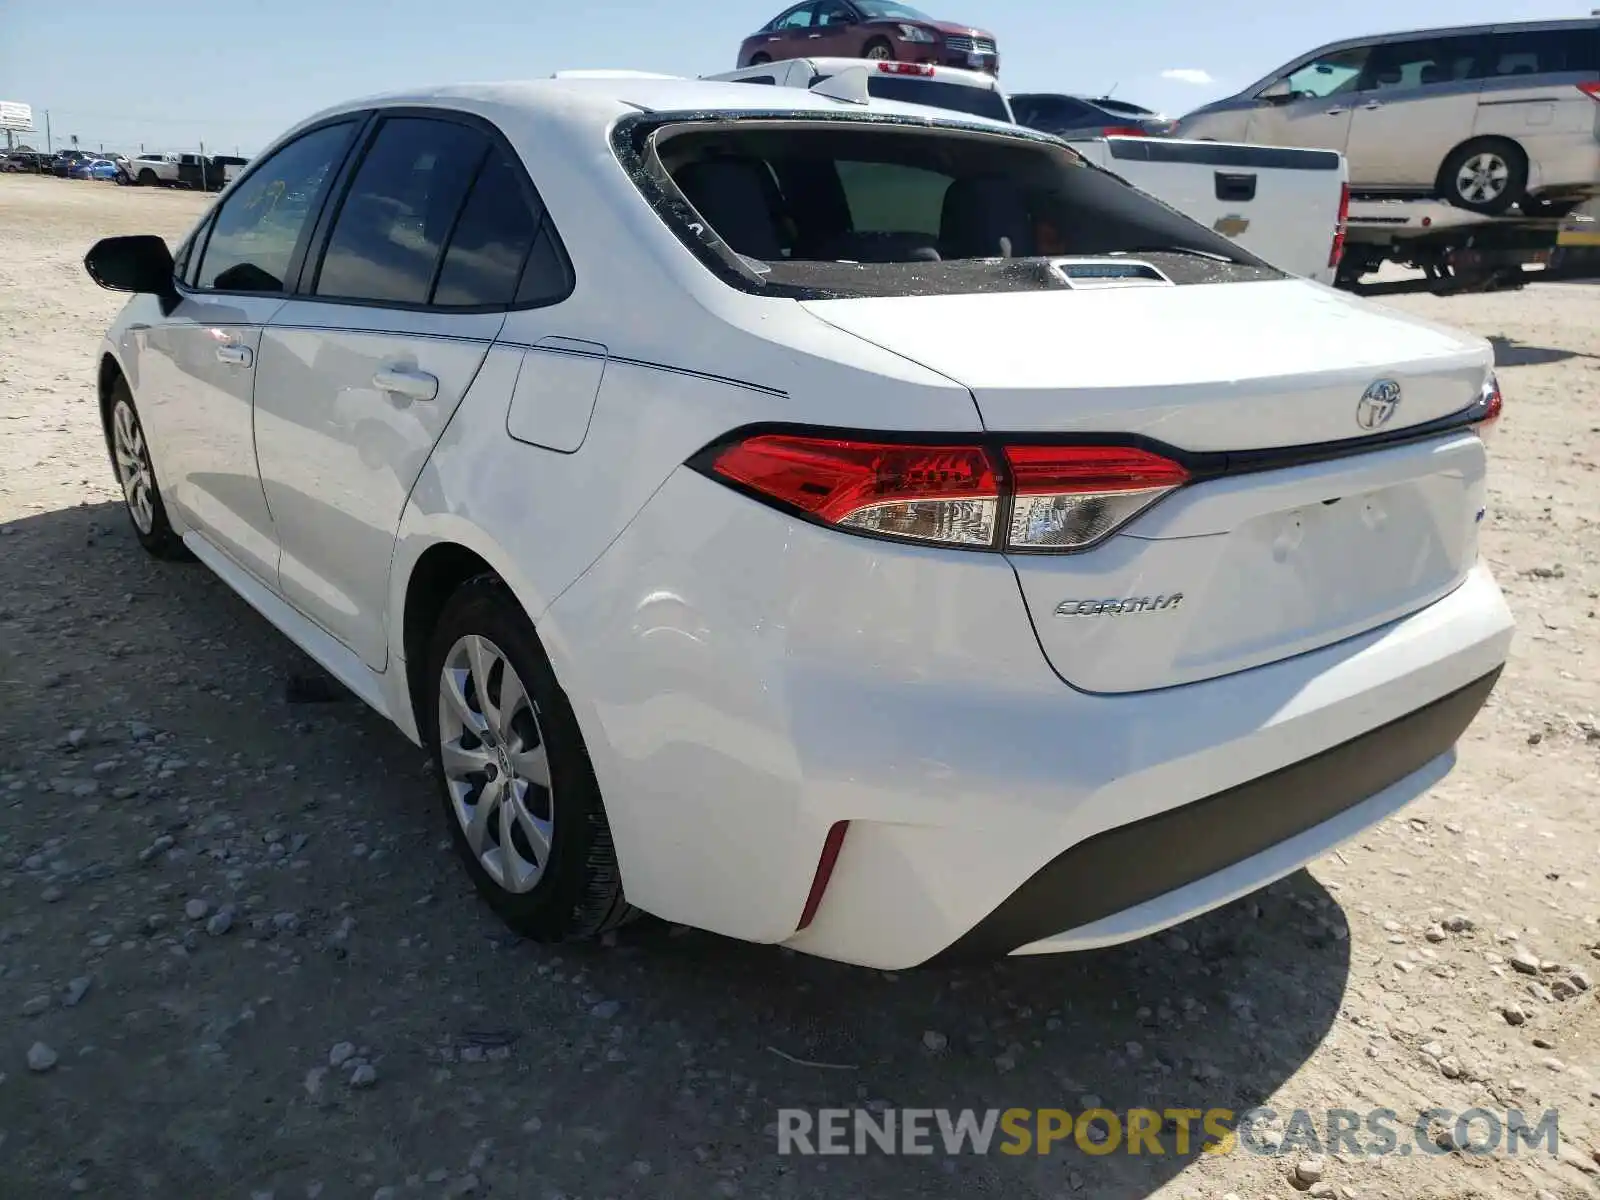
1161,68,1216,85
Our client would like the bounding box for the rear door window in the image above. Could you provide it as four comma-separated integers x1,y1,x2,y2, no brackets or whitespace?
1360,37,1480,90
432,147,554,308
314,117,487,305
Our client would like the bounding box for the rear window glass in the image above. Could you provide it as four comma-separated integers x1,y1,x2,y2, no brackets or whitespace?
629,119,1274,299
862,76,1011,122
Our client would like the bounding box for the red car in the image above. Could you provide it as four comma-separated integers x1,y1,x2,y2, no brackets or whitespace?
739,0,999,74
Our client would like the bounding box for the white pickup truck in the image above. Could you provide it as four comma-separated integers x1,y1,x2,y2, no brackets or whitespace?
128,153,181,186
706,59,1349,285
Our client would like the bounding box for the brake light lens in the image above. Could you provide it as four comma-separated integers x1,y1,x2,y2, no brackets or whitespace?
1473,372,1503,440
1329,180,1350,270
1577,81,1600,100
878,61,936,76
710,435,999,546
1100,126,1149,137
704,435,1188,552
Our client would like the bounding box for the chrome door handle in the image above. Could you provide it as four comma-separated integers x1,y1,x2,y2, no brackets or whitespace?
1325,107,1347,115
215,343,253,367
373,366,439,401
1361,101,1382,109
808,32,823,37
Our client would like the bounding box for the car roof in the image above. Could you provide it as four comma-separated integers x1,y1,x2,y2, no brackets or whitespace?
295,76,1014,136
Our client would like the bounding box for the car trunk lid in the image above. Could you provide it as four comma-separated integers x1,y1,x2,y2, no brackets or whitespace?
800,278,1492,693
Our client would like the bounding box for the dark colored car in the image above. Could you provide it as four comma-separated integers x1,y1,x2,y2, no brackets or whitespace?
1009,93,1176,139
49,150,94,177
739,0,998,75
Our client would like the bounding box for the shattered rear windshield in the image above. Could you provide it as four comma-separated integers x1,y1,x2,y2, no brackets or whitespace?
620,116,1281,299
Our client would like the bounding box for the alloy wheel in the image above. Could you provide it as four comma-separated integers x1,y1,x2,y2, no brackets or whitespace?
865,44,893,60
437,634,554,894
112,398,156,535
1456,153,1509,204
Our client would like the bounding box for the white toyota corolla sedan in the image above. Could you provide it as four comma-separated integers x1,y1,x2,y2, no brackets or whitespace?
85,77,1513,969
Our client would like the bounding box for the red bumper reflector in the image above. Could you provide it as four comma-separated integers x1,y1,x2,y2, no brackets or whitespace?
797,821,850,931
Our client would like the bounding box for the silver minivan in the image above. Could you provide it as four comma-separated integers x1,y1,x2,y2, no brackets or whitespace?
1175,19,1600,215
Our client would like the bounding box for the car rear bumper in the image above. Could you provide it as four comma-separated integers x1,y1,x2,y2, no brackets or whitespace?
1526,136,1600,199
545,468,1513,969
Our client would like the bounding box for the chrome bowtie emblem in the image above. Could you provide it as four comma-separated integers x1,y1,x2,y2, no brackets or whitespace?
1357,379,1402,430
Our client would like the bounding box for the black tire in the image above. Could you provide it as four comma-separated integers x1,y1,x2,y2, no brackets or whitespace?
137,168,158,186
425,575,636,943
749,52,772,65
1438,138,1527,215
103,380,191,560
863,37,895,61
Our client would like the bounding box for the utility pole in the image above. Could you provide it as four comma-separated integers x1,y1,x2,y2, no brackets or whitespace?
44,109,52,153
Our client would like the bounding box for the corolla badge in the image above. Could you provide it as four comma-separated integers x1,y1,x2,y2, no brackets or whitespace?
1055,594,1183,617
1356,379,1402,430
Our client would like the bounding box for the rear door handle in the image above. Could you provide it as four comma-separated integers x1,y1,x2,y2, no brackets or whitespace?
373,366,439,401
1361,100,1383,110
808,32,823,37
1325,107,1347,115
215,343,253,367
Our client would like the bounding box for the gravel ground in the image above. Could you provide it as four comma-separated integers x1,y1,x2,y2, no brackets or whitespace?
1,174,1598,1200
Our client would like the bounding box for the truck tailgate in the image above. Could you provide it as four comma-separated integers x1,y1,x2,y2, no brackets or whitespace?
1072,138,1347,285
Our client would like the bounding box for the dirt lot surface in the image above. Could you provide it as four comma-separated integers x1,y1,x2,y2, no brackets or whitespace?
2,173,1598,1200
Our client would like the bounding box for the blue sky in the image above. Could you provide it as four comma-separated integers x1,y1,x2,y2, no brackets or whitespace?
1,0,1585,155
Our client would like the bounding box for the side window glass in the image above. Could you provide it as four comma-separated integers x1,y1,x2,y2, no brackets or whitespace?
314,117,488,305
1363,38,1478,91
1281,47,1371,99
194,122,355,293
774,4,816,30
432,148,544,308
175,213,213,286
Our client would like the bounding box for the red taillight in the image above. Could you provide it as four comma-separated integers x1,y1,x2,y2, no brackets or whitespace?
705,435,1188,551
878,61,935,76
1100,126,1149,137
1329,181,1350,270
1577,81,1600,100
1473,373,1503,440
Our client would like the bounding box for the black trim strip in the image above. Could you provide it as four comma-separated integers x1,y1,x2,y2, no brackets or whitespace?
930,665,1503,964
685,394,1495,552
1106,139,1342,171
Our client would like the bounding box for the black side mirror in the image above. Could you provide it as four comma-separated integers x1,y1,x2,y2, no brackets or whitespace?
84,235,176,298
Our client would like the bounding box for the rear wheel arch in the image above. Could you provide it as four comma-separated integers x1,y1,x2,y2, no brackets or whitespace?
401,542,499,743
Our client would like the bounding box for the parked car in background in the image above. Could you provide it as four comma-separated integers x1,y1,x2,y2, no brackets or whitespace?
739,0,997,74
2,150,47,172
710,58,1011,122
82,75,1509,970
1174,18,1600,215
176,153,249,191
49,150,94,177
129,153,181,186
68,157,122,181
1010,93,1175,138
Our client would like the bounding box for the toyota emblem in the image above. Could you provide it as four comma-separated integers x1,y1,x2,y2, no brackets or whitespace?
1357,380,1402,430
